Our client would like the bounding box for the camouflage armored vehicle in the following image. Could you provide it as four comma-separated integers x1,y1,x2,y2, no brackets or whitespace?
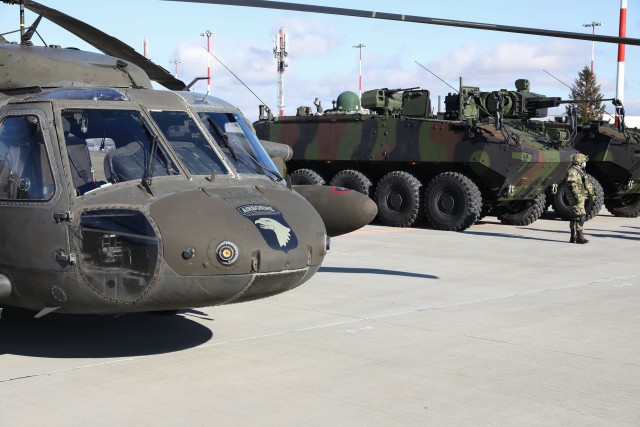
253,79,578,231
476,81,608,220
521,114,640,218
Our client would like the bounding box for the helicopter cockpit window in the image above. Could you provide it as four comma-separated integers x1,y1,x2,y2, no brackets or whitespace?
0,115,55,201
149,110,227,176
61,109,180,196
198,112,280,179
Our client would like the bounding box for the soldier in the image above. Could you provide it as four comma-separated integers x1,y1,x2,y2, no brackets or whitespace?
566,153,595,244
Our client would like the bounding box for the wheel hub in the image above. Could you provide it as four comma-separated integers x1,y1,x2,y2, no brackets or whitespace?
389,192,403,210
439,192,456,213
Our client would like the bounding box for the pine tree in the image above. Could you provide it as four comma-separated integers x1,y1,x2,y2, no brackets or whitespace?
568,65,605,124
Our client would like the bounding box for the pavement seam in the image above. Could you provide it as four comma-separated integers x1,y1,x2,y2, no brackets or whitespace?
0,357,139,383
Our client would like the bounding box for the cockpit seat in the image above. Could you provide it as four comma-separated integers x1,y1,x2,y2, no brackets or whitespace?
104,141,146,183
63,117,103,195
104,141,172,183
66,135,93,188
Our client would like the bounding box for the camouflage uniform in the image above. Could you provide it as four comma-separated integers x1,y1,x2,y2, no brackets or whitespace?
566,153,594,243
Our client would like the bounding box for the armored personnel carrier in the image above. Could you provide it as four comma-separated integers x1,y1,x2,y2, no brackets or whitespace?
253,79,577,231
521,112,640,218
475,81,608,220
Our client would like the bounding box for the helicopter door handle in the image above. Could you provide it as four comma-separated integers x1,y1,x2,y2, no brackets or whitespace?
55,250,77,265
53,211,75,223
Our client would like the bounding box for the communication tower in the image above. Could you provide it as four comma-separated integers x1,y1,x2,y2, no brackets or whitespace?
273,27,288,116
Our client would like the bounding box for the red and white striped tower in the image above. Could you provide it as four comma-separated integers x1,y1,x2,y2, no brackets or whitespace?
616,0,627,107
353,43,366,112
143,38,148,58
273,27,288,117
201,30,215,94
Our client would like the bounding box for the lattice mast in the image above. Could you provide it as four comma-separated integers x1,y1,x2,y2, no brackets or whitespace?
274,27,288,116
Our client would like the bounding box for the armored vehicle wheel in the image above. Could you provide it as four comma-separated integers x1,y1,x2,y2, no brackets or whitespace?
289,168,325,185
424,172,482,231
604,194,640,217
497,193,546,226
551,174,604,221
330,169,373,197
374,171,422,227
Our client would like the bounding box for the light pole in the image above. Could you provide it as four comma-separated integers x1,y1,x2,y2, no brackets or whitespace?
353,43,366,111
583,21,603,117
200,30,216,94
583,21,603,74
169,60,181,78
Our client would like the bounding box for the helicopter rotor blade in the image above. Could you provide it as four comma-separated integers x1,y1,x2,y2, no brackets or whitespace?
21,1,187,90
163,0,640,47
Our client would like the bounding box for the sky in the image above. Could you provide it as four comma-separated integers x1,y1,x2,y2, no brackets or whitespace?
1,0,638,121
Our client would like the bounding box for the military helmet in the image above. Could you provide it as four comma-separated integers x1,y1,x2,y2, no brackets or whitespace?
335,91,360,112
573,153,588,165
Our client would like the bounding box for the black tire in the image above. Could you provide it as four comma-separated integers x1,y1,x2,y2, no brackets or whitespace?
374,171,422,227
585,175,605,220
604,194,640,217
330,169,373,197
424,172,482,231
289,168,325,185
498,193,546,226
551,174,604,221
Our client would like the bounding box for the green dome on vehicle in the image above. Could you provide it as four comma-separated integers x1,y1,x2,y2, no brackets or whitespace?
336,91,360,112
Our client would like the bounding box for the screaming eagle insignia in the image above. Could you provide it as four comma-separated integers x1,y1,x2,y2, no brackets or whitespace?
237,204,298,252
255,218,291,247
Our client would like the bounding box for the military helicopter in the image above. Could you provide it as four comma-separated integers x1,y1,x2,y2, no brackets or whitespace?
0,0,378,317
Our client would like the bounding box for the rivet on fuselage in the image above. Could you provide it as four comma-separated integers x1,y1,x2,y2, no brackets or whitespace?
182,247,197,260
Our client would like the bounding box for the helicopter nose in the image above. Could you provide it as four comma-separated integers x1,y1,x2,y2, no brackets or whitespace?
147,185,327,306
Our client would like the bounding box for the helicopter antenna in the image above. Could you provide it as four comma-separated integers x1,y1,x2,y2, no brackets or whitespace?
19,0,25,41
415,61,457,93
204,48,273,113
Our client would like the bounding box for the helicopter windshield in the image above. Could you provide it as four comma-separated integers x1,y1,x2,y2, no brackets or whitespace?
60,108,180,196
198,112,280,179
149,110,227,176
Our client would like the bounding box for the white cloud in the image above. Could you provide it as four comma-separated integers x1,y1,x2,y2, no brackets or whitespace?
273,17,342,57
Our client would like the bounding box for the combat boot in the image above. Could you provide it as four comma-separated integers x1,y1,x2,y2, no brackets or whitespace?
570,229,576,243
576,230,589,244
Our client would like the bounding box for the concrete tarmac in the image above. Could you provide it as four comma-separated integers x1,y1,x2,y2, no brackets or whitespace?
1,212,639,426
